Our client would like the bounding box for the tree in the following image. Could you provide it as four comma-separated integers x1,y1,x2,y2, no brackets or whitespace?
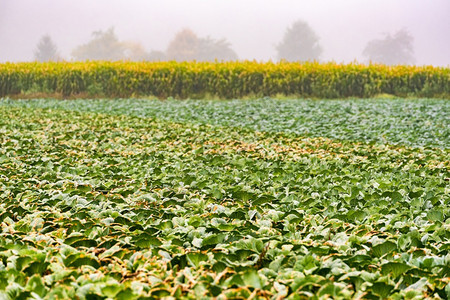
122,41,150,61
166,28,238,61
197,37,238,61
72,28,126,61
34,35,61,62
147,50,166,61
363,29,415,65
276,20,323,62
166,29,199,61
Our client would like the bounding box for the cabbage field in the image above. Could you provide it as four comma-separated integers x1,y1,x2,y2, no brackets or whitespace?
0,98,449,299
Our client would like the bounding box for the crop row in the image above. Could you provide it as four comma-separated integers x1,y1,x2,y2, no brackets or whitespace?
4,98,447,148
0,61,449,98
0,99,449,298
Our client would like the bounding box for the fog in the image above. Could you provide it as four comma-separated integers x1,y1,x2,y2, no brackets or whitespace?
1,0,449,65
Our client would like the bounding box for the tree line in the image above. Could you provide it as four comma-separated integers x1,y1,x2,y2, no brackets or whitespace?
34,20,415,65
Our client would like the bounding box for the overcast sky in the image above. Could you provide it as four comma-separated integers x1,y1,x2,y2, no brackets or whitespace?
1,0,449,65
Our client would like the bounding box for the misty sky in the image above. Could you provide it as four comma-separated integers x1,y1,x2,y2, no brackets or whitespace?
1,0,449,65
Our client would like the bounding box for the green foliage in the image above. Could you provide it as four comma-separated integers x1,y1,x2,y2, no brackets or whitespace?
0,61,449,99
0,98,448,298
5,98,447,148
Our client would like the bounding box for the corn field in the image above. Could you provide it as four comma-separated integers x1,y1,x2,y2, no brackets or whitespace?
0,61,449,99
